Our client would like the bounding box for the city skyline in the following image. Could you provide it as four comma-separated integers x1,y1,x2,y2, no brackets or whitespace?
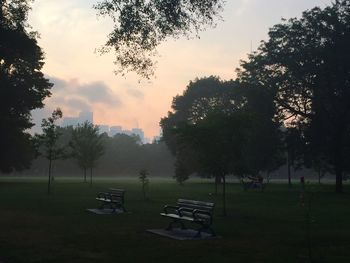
60,111,152,143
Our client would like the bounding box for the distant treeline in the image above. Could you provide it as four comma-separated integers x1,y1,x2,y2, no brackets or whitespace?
8,127,175,178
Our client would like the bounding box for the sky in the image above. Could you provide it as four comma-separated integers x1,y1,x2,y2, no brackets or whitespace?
28,0,333,139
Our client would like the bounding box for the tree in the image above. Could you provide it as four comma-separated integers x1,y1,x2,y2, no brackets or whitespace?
180,111,249,215
70,122,105,186
161,77,284,215
0,0,52,172
139,169,149,200
238,0,350,193
94,0,224,78
36,108,63,194
161,76,239,185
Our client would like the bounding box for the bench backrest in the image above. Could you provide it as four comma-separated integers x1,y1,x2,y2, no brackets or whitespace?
177,199,214,213
109,188,125,203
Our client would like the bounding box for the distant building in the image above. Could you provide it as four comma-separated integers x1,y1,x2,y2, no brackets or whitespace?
62,111,93,128
131,128,145,143
62,111,150,144
122,130,132,136
110,126,122,136
97,125,109,135
62,117,79,127
79,111,93,124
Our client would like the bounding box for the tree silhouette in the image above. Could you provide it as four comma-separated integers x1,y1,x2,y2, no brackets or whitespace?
238,0,350,193
0,0,52,172
94,0,224,78
36,108,63,194
70,122,104,186
139,169,149,200
161,77,284,215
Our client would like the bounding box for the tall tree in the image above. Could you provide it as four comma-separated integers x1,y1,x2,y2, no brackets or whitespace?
238,0,350,193
179,111,251,215
160,76,239,186
161,77,284,215
36,108,63,194
94,0,224,78
0,0,52,173
70,122,104,186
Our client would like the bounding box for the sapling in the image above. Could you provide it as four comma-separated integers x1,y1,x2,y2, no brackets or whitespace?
139,169,150,200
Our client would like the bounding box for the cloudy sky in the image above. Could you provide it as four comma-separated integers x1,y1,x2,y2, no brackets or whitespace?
29,0,332,139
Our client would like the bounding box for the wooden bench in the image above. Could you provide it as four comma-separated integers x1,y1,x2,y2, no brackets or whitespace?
96,188,126,212
160,199,215,237
241,175,267,191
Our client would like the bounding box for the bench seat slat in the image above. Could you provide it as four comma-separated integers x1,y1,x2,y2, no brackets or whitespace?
160,213,205,222
177,203,213,212
96,197,122,203
178,199,214,207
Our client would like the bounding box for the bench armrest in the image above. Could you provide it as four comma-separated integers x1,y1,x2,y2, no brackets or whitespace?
177,207,194,217
109,193,124,203
163,205,179,214
193,209,213,224
97,192,111,199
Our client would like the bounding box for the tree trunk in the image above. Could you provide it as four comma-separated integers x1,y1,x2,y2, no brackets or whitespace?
84,168,87,183
214,175,221,196
318,167,321,185
287,152,292,188
335,165,343,193
90,167,93,187
142,183,146,200
47,158,52,194
222,174,226,216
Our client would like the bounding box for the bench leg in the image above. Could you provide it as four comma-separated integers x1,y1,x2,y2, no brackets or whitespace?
195,225,216,238
207,226,216,237
99,202,107,210
114,203,126,213
166,220,186,231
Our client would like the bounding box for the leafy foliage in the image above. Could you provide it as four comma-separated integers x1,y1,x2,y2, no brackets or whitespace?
238,0,350,192
69,122,105,184
94,0,224,78
0,0,52,172
161,76,284,215
161,76,284,183
36,108,63,194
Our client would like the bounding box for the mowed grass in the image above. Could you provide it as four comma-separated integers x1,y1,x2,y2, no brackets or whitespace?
0,177,350,263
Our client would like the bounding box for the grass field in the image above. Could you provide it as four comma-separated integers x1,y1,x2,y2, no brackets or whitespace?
0,177,349,263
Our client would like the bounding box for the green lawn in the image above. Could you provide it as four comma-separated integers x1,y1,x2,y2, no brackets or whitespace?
0,177,349,263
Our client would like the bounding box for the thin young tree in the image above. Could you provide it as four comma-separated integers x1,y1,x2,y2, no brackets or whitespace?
36,108,63,194
139,169,149,200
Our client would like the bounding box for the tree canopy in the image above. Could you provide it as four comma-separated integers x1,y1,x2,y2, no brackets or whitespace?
161,76,284,214
94,0,224,78
237,0,350,192
161,76,284,183
0,0,52,172
69,122,105,184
